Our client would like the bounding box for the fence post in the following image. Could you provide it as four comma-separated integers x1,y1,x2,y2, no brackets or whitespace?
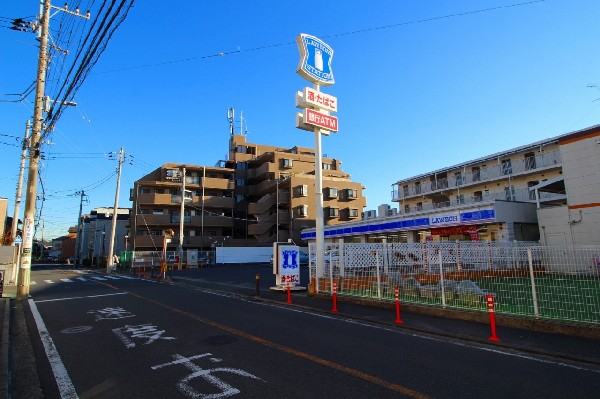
456,240,462,272
487,241,492,270
375,252,382,299
438,251,446,307
422,242,428,273
527,248,540,319
382,239,389,276
338,239,345,278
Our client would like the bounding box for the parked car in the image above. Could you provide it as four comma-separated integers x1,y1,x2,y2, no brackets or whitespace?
299,251,309,265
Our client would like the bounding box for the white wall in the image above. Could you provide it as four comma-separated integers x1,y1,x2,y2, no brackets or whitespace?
216,247,273,264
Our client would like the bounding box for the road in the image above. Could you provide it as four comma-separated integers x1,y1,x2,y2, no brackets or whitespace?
25,264,600,398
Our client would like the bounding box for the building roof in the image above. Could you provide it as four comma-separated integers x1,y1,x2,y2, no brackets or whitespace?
393,123,600,185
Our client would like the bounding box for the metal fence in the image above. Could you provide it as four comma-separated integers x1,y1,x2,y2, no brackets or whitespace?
130,250,215,269
308,241,600,326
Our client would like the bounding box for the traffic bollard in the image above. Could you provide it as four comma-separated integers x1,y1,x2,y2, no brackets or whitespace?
332,281,339,312
287,280,292,304
255,273,260,296
395,287,403,324
487,294,501,342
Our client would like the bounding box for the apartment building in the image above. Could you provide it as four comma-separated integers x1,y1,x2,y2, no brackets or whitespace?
302,125,593,244
129,163,240,252
534,125,600,246
79,207,130,263
229,134,366,244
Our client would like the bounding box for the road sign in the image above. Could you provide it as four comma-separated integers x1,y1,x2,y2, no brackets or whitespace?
14,235,22,245
296,33,334,86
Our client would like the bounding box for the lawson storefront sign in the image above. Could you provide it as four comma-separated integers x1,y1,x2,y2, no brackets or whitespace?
301,208,496,240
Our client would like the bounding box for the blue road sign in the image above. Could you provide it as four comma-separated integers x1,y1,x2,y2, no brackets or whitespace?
296,33,334,86
14,235,22,244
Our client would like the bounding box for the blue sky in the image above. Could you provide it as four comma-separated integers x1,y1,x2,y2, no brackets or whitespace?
1,0,599,240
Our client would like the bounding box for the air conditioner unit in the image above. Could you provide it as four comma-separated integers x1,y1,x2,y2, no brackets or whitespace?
387,208,398,216
361,210,377,220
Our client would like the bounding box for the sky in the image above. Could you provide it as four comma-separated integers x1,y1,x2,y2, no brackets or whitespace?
1,0,600,241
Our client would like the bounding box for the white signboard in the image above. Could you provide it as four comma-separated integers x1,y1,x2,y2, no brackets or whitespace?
187,249,198,267
273,243,300,286
23,217,34,247
296,87,337,113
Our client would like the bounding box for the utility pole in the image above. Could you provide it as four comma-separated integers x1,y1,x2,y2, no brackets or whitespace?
17,0,51,299
179,166,186,268
106,147,124,273
73,190,86,265
12,120,30,241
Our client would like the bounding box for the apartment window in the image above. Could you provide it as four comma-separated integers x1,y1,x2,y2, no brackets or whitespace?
501,159,512,175
404,204,410,214
236,145,247,153
236,179,245,186
323,163,331,170
472,167,481,182
327,187,338,199
403,185,409,196
282,159,293,168
524,152,536,170
140,188,151,194
298,205,308,217
152,209,164,215
169,188,178,195
416,202,423,211
474,191,483,202
527,181,538,200
504,185,516,201
456,194,465,204
154,189,164,194
299,184,308,197
236,162,247,170
327,207,339,218
455,172,463,186
139,209,151,214
348,208,359,218
345,189,358,199
414,181,421,194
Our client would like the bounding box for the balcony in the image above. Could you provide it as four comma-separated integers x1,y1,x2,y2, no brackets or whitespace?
392,150,562,201
399,187,566,215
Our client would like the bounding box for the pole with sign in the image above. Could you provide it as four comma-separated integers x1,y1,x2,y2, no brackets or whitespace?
295,33,337,289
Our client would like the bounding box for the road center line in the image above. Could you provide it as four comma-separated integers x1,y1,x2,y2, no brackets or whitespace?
28,299,78,399
35,292,128,303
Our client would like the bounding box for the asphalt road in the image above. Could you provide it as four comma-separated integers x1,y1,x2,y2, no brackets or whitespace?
25,265,600,398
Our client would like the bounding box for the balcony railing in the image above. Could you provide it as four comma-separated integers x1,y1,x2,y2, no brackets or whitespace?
399,187,565,215
392,150,561,201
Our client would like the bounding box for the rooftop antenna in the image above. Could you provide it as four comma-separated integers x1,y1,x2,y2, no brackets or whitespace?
240,111,248,135
227,107,235,136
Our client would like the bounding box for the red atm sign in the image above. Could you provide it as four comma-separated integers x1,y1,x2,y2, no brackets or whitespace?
304,108,338,132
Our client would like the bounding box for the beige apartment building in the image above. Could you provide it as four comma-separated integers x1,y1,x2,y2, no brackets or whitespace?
535,125,600,246
129,134,366,251
130,164,239,251
229,134,366,244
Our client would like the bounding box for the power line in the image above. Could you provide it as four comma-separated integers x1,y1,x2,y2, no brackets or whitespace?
92,0,547,75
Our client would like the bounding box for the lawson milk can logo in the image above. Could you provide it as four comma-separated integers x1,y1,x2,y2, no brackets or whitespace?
281,250,299,269
296,33,334,86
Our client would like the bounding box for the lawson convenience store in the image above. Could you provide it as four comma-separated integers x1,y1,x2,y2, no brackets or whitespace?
301,201,539,244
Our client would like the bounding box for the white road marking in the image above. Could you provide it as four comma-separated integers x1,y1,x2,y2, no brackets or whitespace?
91,276,107,281
105,276,121,280
44,280,54,284
35,292,129,303
76,277,87,282
30,281,37,285
61,279,74,283
29,299,79,398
